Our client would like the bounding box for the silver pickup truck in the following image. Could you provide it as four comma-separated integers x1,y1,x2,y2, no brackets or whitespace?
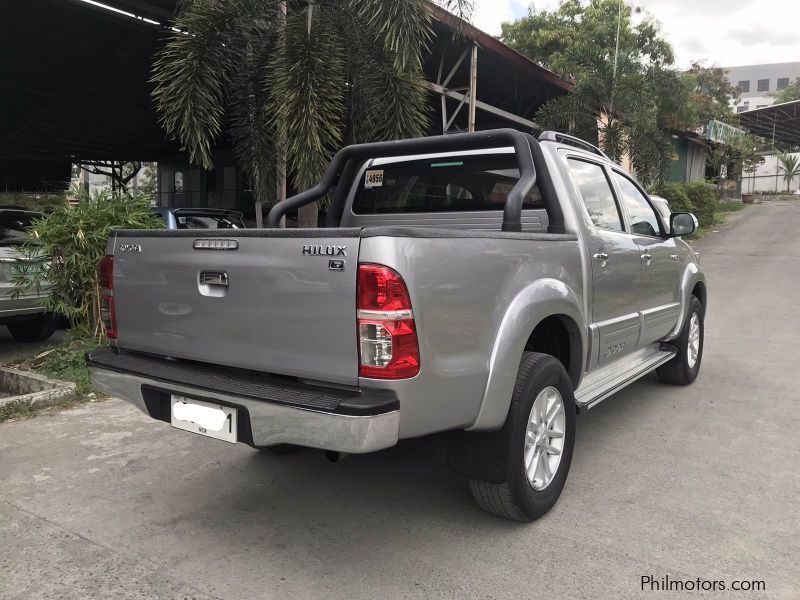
87,130,705,522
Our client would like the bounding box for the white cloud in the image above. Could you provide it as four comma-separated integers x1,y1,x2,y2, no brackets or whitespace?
470,0,800,68
470,0,529,35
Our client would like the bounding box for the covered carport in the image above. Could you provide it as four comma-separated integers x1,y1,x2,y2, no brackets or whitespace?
738,100,800,194
1,0,571,207
0,0,180,191
738,100,800,150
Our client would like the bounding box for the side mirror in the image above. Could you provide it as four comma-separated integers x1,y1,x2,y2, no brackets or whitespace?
670,212,697,237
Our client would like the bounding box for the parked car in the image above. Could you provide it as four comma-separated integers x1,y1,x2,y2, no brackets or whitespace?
152,207,245,230
0,209,57,342
87,130,706,521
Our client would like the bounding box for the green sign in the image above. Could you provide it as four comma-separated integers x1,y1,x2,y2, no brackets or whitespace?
706,120,746,145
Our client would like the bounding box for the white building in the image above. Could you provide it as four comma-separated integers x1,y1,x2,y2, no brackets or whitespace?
741,152,800,194
725,62,800,113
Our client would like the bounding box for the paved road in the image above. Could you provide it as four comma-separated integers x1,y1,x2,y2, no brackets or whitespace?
2,202,798,599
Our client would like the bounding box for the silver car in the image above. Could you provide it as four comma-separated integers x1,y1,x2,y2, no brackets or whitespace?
0,210,57,342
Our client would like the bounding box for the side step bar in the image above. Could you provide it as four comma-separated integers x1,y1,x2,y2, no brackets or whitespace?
575,345,676,409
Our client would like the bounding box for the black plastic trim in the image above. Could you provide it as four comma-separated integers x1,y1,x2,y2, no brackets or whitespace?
86,349,398,416
113,228,363,238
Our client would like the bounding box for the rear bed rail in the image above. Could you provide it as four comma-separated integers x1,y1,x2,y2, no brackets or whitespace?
266,128,565,234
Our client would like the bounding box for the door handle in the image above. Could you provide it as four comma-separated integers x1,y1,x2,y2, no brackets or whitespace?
593,253,609,266
670,254,679,261
199,271,228,286
641,253,653,265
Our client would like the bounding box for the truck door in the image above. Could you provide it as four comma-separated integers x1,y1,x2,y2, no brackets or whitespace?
610,171,681,346
565,158,643,367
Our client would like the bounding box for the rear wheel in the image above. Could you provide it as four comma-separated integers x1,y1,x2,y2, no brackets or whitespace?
7,313,58,343
656,296,704,385
469,352,576,522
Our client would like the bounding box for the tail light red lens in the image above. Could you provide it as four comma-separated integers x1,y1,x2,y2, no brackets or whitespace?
98,255,117,339
357,264,419,379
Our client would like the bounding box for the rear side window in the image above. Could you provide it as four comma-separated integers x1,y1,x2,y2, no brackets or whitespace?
175,215,243,229
567,158,623,232
352,154,543,214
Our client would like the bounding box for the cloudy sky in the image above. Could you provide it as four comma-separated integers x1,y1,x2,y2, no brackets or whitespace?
471,0,800,69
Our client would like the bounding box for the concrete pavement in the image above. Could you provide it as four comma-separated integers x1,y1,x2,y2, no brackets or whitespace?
1,201,799,599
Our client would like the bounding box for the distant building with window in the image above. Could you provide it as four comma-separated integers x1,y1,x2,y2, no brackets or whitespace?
725,62,800,113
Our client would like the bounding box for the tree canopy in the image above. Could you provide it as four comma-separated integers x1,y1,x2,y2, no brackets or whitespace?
774,78,800,104
152,0,470,226
500,1,736,187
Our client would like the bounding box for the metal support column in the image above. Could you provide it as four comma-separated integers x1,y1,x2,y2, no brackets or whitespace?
468,43,478,132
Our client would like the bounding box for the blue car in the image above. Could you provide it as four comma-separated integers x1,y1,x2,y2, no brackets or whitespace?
152,208,246,230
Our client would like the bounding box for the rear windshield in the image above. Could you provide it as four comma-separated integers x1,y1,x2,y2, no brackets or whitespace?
0,213,36,245
352,154,543,215
174,214,244,229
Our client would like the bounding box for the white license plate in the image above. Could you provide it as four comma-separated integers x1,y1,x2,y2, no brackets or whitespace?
171,396,237,443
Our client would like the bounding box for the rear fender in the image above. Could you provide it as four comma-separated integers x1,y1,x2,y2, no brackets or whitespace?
467,278,586,431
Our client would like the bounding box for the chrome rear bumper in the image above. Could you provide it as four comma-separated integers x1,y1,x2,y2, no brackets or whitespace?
87,352,400,454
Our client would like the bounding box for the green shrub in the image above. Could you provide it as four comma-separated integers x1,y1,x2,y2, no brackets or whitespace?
653,182,694,214
0,192,66,213
684,181,719,228
11,187,163,341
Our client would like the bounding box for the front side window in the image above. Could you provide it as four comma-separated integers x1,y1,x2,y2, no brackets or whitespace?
352,154,543,214
612,173,662,237
567,158,623,232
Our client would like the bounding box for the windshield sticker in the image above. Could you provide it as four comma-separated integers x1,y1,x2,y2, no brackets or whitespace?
364,169,384,188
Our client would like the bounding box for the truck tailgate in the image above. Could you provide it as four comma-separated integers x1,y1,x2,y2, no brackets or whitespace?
111,230,361,386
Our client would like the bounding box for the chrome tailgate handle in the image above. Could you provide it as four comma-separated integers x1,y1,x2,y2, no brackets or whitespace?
199,271,228,286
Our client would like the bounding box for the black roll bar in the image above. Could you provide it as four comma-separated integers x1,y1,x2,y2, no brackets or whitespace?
266,128,565,234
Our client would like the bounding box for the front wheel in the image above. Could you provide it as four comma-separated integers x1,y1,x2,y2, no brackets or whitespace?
469,352,576,522
7,313,58,343
656,295,704,385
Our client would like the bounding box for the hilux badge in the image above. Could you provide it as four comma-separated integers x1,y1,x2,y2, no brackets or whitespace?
302,245,347,257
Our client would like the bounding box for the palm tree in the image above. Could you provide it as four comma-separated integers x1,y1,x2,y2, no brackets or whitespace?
152,0,470,227
777,154,800,193
534,43,684,188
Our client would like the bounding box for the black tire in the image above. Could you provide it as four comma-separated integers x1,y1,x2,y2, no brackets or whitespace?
261,444,304,455
656,295,704,386
7,313,58,343
469,352,576,522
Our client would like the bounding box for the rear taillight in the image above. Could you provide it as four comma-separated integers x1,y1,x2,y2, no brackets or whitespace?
357,263,419,379
98,255,117,339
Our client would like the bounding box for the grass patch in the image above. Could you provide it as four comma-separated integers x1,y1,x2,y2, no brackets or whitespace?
0,399,37,422
716,201,744,214
688,201,745,240
1,335,104,423
34,338,100,396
